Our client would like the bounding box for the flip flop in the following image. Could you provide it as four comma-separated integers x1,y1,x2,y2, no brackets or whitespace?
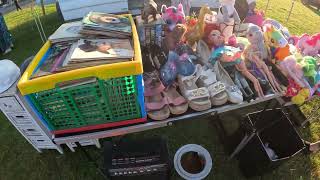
163,86,188,115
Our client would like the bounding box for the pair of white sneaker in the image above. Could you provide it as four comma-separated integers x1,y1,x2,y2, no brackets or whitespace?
213,61,244,104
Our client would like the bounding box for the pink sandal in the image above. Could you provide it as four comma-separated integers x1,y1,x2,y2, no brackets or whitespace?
163,86,188,115
144,72,170,121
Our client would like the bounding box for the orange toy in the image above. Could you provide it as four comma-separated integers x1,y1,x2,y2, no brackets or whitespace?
275,44,290,61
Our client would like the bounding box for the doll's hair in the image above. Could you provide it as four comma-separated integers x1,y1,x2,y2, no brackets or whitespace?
247,24,265,56
202,24,221,47
203,24,220,39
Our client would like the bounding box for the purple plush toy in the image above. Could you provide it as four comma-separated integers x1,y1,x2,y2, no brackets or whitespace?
161,4,186,31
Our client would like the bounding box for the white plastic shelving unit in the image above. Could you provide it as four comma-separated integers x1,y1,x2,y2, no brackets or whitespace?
0,81,64,154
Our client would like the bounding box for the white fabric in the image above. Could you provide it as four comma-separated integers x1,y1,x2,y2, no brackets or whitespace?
246,0,256,5
220,0,235,16
225,5,234,16
217,6,235,41
0,60,20,93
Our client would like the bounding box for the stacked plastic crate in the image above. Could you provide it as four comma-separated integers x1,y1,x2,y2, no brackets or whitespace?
18,14,146,136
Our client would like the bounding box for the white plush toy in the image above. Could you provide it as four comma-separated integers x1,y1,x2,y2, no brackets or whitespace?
217,0,241,42
171,0,191,16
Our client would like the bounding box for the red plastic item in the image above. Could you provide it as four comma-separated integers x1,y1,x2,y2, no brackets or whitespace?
52,117,147,135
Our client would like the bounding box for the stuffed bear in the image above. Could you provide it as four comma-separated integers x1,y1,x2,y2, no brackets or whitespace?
163,24,187,53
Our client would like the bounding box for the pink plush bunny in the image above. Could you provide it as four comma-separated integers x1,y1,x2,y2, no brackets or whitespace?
297,33,320,57
161,4,186,31
171,0,191,16
279,56,310,88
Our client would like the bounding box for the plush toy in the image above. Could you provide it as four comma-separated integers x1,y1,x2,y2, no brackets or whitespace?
142,0,158,23
285,78,302,97
171,0,191,16
274,44,291,61
298,56,318,86
279,55,310,88
161,4,186,31
247,0,256,15
296,33,320,57
210,46,265,97
217,0,241,42
243,0,264,27
227,35,237,47
160,51,179,86
288,35,300,46
244,24,283,92
263,24,290,61
291,88,310,105
263,24,288,49
160,50,195,86
163,24,187,53
227,35,250,52
263,18,291,40
184,6,213,46
291,85,320,105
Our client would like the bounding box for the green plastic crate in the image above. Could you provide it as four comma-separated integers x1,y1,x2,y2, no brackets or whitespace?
29,75,142,131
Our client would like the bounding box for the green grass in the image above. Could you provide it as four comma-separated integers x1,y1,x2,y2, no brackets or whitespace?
0,2,320,180
1,5,63,64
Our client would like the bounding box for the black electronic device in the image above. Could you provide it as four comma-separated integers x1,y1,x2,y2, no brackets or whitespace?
104,138,171,180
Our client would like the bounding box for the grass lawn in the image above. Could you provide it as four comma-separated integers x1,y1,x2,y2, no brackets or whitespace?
0,1,320,180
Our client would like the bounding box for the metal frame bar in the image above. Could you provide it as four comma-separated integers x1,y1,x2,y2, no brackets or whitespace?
286,0,296,23
54,94,281,145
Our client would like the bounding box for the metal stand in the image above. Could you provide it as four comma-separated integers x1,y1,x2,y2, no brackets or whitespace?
31,1,47,43
265,0,270,14
54,94,281,145
286,0,296,23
